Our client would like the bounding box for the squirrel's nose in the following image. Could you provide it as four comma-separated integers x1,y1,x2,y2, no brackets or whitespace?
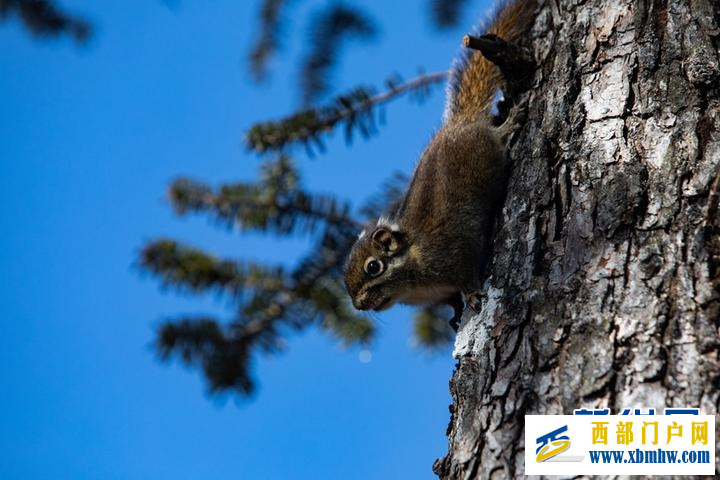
352,293,368,310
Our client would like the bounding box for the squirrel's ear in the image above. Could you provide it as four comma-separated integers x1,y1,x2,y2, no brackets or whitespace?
371,228,405,255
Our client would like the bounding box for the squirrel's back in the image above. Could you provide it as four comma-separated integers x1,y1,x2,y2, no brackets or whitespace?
444,0,536,124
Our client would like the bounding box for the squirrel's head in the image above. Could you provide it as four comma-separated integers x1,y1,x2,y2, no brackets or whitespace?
343,221,411,312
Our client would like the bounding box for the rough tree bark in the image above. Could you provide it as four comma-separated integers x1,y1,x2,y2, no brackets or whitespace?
433,0,720,478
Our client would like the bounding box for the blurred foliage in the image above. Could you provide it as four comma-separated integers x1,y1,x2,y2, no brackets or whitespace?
4,0,469,397
140,156,454,395
300,3,377,104
144,0,468,395
248,0,293,81
244,0,467,104
414,306,457,348
0,0,90,42
246,71,446,154
429,0,470,29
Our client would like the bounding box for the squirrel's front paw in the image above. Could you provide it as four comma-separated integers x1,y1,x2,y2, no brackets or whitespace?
449,314,460,332
466,291,486,313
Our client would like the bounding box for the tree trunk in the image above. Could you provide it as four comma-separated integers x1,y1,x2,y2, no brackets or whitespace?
433,0,720,478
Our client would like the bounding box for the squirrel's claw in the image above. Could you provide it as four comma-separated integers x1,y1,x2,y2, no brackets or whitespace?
467,291,486,313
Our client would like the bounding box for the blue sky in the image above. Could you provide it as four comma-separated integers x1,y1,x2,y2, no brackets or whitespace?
0,1,491,478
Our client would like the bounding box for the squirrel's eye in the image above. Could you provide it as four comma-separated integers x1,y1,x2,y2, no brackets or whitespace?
364,258,383,277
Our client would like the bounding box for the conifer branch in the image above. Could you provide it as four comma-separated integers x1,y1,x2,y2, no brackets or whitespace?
140,240,285,295
413,306,455,350
301,3,377,104
429,0,469,29
144,159,453,397
151,230,372,394
0,0,90,42
169,157,359,235
359,171,408,220
156,317,256,394
246,71,447,153
248,0,291,81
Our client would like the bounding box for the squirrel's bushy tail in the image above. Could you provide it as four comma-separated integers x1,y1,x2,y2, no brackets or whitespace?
444,0,536,124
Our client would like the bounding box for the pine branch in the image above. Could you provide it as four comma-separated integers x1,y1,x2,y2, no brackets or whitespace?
152,241,373,395
248,0,297,81
169,157,359,235
359,171,408,220
310,277,373,344
245,71,447,153
156,317,256,394
413,306,455,350
301,3,377,104
146,155,378,396
234,272,373,349
0,0,90,42
428,0,469,29
140,239,285,295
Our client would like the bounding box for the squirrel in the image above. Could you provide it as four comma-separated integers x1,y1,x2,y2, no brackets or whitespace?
343,0,537,331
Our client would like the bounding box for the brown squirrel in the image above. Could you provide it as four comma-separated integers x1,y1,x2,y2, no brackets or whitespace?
343,0,537,330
